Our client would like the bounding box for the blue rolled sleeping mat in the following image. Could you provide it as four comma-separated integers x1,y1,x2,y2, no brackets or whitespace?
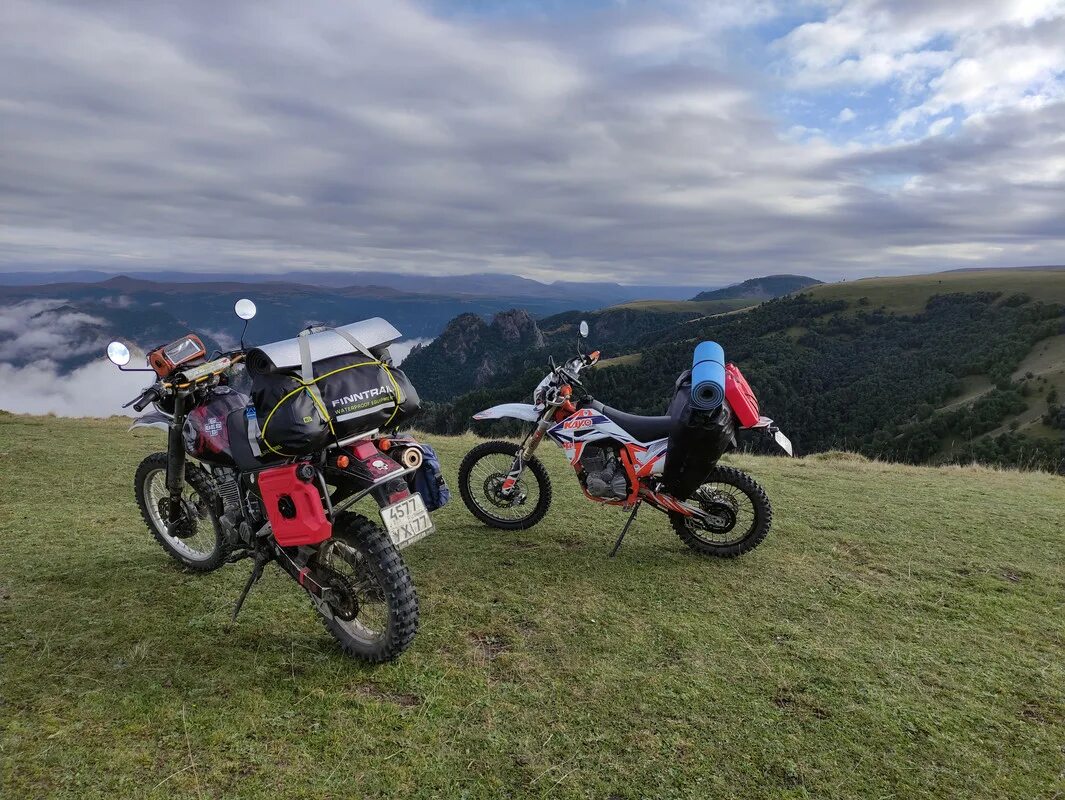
690,341,726,410
663,341,737,499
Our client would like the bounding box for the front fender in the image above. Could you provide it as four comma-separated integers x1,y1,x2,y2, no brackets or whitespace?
128,411,172,433
472,403,540,423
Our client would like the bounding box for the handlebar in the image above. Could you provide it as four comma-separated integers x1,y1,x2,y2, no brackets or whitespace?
122,354,240,413
132,387,161,412
172,355,236,386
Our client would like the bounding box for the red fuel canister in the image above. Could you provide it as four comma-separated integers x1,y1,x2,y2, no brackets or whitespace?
724,363,761,428
256,464,332,547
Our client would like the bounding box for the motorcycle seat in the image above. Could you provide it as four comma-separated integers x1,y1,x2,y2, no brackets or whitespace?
587,399,673,442
226,407,287,471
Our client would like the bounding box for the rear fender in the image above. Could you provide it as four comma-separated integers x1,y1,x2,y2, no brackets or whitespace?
748,416,794,456
472,403,540,423
329,440,412,510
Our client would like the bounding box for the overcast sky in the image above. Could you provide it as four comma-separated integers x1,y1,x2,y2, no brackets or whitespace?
1,0,1063,285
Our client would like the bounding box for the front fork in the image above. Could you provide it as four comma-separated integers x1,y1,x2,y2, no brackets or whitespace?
501,413,553,495
165,393,188,525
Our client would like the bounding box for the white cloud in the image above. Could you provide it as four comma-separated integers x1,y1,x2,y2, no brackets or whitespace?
391,337,433,366
778,0,1065,136
0,0,1062,286
0,358,148,417
0,299,107,362
837,107,857,122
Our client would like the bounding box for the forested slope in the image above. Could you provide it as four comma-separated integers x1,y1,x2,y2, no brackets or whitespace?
407,270,1065,473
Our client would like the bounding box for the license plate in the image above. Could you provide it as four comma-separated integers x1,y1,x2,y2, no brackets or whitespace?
773,430,794,457
380,494,435,549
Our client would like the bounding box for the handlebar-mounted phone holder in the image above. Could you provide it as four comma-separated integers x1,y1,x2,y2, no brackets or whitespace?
147,334,207,378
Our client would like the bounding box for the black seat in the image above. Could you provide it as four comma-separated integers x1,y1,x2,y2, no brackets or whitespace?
226,407,286,471
587,400,673,442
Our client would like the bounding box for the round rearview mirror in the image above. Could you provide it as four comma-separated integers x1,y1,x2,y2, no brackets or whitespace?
106,341,131,366
579,320,589,338
234,298,257,320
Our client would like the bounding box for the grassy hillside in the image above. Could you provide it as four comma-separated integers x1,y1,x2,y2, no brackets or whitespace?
806,268,1065,314
604,298,752,315
692,274,822,303
2,414,1064,799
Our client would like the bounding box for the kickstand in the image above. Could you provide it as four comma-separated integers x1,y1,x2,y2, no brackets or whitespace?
231,552,268,621
609,501,641,558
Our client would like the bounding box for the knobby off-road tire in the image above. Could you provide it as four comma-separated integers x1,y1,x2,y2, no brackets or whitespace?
458,440,553,530
313,513,419,664
134,452,226,572
669,465,772,558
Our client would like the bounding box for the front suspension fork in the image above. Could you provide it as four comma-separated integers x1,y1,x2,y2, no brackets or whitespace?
502,416,553,494
165,393,188,523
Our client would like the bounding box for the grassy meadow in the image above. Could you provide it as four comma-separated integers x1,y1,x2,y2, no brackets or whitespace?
1,413,1063,799
806,267,1065,314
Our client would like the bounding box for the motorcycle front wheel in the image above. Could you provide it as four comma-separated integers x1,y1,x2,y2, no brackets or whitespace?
311,513,419,663
458,440,553,530
668,465,773,558
134,452,226,572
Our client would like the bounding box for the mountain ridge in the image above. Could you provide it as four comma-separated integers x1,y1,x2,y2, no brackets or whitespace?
691,274,822,302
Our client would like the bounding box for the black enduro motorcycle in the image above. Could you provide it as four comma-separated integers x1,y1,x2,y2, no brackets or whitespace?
106,299,438,663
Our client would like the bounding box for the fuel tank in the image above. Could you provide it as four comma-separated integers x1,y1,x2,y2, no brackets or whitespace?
182,386,249,467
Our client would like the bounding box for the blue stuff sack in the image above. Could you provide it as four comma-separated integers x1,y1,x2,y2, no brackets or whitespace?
414,443,450,511
691,341,726,411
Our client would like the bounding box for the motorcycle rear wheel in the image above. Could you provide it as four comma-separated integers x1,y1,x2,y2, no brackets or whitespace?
458,440,553,530
134,452,226,572
311,513,419,663
669,465,772,558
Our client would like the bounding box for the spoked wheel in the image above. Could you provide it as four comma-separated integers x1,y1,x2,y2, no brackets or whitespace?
135,452,226,571
669,465,772,558
458,440,552,530
311,513,418,663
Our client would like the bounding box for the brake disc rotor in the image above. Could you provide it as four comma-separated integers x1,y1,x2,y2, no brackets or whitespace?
156,497,200,539
484,474,526,508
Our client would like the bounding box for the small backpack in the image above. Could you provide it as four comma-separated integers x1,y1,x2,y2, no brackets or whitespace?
414,444,450,511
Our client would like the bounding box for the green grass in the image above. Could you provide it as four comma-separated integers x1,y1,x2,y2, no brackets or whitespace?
607,298,753,315
596,352,643,369
807,268,1065,314
2,415,1064,799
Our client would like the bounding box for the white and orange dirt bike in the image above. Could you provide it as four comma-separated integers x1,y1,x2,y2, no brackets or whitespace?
458,321,793,557
106,299,445,663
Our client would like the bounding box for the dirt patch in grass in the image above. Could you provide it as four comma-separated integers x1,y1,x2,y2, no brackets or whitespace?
468,632,512,661
355,684,421,708
1019,697,1064,725
999,567,1028,583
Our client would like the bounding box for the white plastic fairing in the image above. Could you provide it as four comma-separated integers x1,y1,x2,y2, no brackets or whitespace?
472,403,540,422
128,410,171,432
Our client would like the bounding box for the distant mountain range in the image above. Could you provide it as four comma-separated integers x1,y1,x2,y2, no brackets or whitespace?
0,273,690,372
0,269,697,307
